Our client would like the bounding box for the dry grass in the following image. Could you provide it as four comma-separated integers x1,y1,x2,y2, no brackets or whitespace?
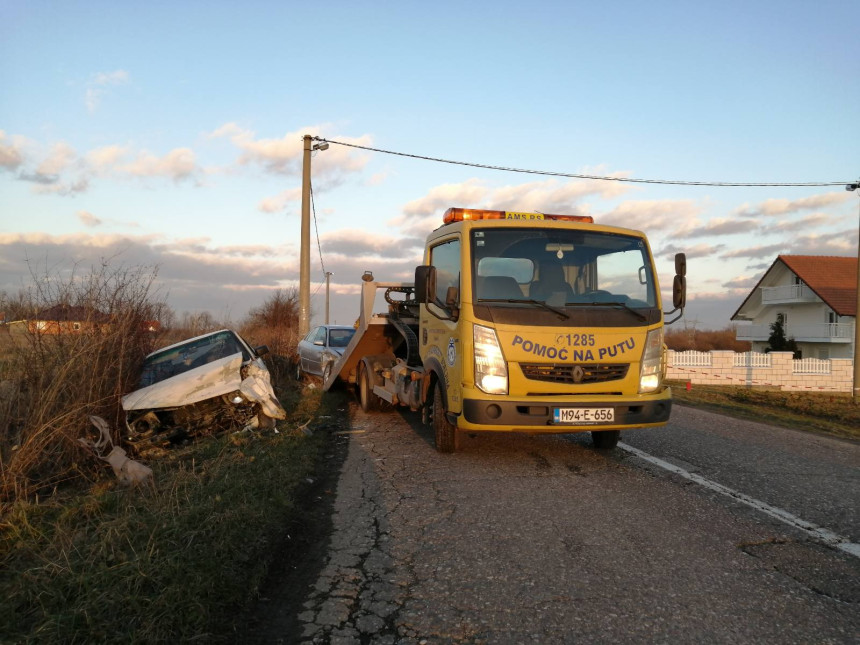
0,362,339,643
0,264,165,506
669,381,860,440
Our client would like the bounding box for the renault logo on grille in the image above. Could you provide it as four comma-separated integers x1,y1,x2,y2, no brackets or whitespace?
572,365,585,383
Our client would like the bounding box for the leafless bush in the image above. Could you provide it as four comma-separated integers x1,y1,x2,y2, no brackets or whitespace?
240,288,300,379
0,262,166,506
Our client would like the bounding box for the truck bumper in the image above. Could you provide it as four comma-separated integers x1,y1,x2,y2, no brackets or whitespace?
459,391,671,432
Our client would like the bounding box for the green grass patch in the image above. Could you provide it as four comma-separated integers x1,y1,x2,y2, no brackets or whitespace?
668,381,860,441
0,382,346,643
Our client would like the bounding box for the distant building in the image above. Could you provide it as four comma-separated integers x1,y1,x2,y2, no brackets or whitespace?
28,305,112,335
731,255,856,359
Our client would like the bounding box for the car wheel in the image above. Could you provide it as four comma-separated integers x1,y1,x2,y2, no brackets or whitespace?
433,383,458,453
322,362,332,384
358,363,378,412
591,429,620,450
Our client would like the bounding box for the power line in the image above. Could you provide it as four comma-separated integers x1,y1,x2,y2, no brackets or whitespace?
314,137,850,188
310,180,326,275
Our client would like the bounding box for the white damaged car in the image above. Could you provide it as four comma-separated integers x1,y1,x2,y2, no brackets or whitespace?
122,329,286,449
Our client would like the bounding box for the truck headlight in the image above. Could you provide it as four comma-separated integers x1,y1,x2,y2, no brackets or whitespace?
639,327,663,393
474,324,508,394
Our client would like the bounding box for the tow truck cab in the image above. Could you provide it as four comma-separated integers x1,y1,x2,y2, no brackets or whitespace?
414,208,686,450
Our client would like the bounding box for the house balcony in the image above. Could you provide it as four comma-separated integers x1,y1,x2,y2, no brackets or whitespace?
760,284,820,305
736,322,855,343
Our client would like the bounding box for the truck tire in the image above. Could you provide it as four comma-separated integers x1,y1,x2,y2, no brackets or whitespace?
591,429,620,450
358,363,378,412
433,384,458,453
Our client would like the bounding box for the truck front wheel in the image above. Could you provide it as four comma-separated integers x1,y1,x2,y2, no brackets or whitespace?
433,385,458,453
358,363,378,412
591,429,620,450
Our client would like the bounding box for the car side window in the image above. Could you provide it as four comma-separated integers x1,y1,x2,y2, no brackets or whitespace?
313,327,327,344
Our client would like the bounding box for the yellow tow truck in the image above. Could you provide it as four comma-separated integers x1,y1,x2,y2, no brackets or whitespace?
325,207,686,452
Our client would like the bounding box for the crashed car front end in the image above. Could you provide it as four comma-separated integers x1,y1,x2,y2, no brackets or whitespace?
121,331,286,450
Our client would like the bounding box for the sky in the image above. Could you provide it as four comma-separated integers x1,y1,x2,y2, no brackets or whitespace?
1,0,858,330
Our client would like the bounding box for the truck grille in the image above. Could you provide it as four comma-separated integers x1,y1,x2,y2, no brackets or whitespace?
520,363,629,384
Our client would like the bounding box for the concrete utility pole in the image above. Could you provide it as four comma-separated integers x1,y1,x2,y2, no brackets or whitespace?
849,179,860,404
325,271,333,324
299,135,312,339
299,135,329,338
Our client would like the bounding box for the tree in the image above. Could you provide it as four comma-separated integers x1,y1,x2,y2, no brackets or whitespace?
765,319,800,358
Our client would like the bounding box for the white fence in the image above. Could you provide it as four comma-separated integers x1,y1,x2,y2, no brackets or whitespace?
671,351,712,367
666,350,852,393
792,358,831,374
733,352,771,368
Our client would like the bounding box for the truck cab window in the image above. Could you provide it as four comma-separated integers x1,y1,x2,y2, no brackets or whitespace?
430,238,461,304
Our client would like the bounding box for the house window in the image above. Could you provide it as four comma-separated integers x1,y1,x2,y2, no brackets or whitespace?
818,348,830,360
826,311,837,324
776,312,787,326
794,276,804,286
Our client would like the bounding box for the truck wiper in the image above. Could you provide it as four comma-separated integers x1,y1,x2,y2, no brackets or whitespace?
565,300,648,321
477,298,569,320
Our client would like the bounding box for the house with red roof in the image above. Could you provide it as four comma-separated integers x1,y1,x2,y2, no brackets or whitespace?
731,255,857,359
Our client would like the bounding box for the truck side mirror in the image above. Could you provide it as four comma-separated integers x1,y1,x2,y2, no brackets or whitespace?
414,265,435,304
675,252,686,277
672,275,686,309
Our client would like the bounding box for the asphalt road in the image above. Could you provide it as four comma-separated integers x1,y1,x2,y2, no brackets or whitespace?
271,403,860,644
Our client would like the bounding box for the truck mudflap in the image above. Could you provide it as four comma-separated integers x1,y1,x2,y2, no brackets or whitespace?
460,396,671,430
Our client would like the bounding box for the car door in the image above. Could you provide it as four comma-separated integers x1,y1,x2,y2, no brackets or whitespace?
306,326,327,375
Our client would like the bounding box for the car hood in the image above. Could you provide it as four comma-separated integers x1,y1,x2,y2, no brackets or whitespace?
122,354,244,411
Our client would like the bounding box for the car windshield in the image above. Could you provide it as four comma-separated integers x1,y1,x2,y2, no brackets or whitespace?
328,328,355,348
471,227,659,326
139,330,250,388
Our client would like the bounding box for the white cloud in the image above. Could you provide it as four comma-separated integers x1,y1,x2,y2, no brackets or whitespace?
683,217,759,238
86,145,128,171
208,123,372,182
119,148,197,181
0,130,26,170
86,69,130,113
391,175,639,238
36,142,77,176
733,191,852,217
599,199,701,235
258,188,302,213
77,211,102,227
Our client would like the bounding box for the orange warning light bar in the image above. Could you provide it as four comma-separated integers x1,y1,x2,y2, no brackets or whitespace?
443,207,593,225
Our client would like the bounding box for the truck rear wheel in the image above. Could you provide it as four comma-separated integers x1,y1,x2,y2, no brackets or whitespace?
433,384,458,453
358,363,378,412
591,429,620,450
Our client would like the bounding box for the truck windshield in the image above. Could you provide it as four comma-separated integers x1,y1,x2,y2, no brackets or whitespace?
471,228,659,327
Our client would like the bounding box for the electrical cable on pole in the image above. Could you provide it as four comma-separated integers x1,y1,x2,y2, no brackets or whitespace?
314,136,851,188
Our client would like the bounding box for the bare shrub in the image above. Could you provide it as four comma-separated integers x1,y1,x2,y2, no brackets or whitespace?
0,262,166,506
240,288,300,379
665,325,752,352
